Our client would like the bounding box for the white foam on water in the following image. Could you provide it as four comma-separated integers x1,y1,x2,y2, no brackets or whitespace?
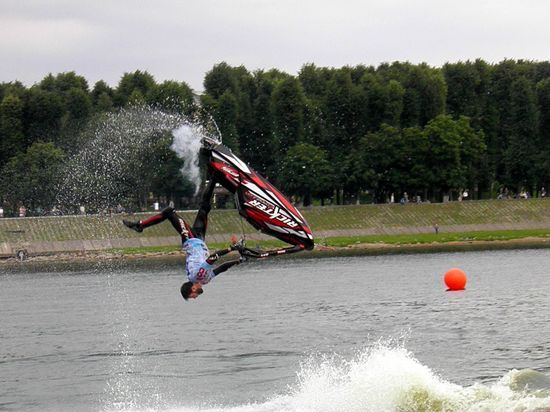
105,342,550,412
284,342,463,412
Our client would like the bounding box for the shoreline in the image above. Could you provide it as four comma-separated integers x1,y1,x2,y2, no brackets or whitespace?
2,236,549,271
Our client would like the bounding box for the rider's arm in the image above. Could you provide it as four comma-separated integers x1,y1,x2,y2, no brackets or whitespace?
207,242,244,275
206,246,233,264
213,259,242,276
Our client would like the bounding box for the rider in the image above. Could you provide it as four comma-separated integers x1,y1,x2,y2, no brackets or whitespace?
122,175,305,301
123,177,243,300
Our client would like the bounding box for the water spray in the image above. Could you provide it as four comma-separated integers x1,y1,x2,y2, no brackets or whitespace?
56,106,221,213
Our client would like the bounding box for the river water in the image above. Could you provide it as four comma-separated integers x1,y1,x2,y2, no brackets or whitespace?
1,249,550,411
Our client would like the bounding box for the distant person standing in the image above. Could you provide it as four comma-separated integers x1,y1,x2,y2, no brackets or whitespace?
19,205,27,217
519,189,528,199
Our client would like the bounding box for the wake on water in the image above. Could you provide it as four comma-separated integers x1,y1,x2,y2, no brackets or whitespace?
105,342,550,412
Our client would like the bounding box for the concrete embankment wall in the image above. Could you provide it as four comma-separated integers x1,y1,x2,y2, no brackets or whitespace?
1,199,549,258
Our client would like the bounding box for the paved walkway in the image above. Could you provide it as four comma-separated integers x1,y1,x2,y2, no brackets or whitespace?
2,222,550,258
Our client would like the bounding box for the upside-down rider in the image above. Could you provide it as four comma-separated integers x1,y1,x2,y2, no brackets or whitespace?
122,172,305,301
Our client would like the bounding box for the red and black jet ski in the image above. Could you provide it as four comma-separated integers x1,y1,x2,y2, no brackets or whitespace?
203,139,314,251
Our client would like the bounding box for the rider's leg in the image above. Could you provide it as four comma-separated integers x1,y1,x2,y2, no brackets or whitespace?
191,175,216,240
124,207,193,240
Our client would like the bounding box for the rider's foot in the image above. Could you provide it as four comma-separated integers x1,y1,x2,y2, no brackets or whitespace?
123,220,143,233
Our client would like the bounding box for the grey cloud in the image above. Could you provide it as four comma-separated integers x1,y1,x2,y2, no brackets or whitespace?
1,0,549,90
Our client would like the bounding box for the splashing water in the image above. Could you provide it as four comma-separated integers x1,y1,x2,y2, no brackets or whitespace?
275,344,550,412
102,343,550,412
171,122,220,196
56,106,221,213
286,343,463,411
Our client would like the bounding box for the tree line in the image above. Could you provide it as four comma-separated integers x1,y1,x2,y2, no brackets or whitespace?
1,59,549,215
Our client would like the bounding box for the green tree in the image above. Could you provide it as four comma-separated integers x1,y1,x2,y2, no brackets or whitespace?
65,88,92,121
299,63,329,99
443,61,482,121
0,94,25,166
0,81,26,101
401,64,446,127
95,92,114,112
203,62,238,99
234,71,256,156
423,115,467,198
505,76,539,190
215,91,240,152
537,78,550,146
278,143,332,206
114,70,156,106
360,72,387,132
488,60,520,183
455,116,487,198
127,89,146,105
55,88,93,151
40,72,88,94
401,126,432,198
91,80,114,111
272,77,305,154
148,80,195,114
359,125,403,202
420,66,447,125
325,69,358,146
0,142,65,212
536,78,550,188
342,146,370,203
240,73,277,176
23,87,64,144
298,64,330,150
384,80,405,127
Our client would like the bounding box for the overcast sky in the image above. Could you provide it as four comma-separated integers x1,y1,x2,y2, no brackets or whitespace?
1,0,549,92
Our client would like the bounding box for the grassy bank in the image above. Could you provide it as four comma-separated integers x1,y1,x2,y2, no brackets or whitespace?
107,228,550,255
319,228,550,246
0,199,549,259
2,230,549,269
1,199,549,243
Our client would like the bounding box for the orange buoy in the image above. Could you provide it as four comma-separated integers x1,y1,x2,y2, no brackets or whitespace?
444,268,467,291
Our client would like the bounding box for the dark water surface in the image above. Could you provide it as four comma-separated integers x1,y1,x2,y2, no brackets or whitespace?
1,249,550,411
